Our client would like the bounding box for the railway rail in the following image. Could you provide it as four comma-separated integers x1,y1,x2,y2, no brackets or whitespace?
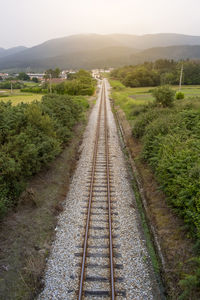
39,78,159,300
77,80,125,299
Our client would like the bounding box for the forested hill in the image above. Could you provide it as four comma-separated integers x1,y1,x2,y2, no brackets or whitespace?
1,33,200,71
0,46,27,59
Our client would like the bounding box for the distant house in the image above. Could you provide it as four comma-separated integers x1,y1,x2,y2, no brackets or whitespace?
0,73,9,79
27,73,45,81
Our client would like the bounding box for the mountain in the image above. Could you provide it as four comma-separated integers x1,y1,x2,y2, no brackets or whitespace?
1,33,200,71
133,45,200,61
109,33,200,49
0,46,27,59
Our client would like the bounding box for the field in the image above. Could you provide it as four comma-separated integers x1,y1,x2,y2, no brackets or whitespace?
0,90,43,105
110,79,200,105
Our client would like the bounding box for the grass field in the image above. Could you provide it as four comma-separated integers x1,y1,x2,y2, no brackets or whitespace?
110,79,200,108
0,90,43,105
110,79,200,126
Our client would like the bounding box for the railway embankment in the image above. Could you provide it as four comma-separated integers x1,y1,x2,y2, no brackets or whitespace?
111,98,197,299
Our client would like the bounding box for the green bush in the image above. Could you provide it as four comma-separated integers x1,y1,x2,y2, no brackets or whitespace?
176,91,185,99
179,257,200,299
132,107,171,138
0,81,24,89
0,94,89,217
137,108,200,240
132,104,200,297
52,70,96,96
21,87,47,94
152,85,175,107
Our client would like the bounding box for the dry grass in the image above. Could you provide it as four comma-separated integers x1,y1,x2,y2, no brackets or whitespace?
0,94,43,105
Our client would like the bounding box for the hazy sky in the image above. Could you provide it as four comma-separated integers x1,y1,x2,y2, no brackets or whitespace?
1,0,200,48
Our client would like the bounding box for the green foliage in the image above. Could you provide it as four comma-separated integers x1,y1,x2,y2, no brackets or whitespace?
0,81,24,89
0,94,88,217
111,59,200,87
132,107,200,237
32,77,39,83
21,86,48,94
179,257,200,299
152,85,175,107
176,91,185,99
52,70,96,96
17,72,30,81
44,68,61,79
112,81,200,297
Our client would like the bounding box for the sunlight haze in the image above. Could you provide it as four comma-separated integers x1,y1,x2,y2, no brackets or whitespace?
1,0,200,47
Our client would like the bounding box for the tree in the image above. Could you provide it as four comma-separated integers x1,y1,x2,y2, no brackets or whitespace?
18,72,30,81
32,77,39,83
152,86,175,107
44,68,61,79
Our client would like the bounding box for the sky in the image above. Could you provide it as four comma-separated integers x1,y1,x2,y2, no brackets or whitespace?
1,0,200,48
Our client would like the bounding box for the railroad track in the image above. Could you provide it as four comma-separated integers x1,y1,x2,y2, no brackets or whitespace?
76,80,125,299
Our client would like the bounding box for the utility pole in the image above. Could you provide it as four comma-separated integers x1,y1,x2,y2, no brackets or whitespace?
11,82,13,94
49,73,52,94
179,63,183,91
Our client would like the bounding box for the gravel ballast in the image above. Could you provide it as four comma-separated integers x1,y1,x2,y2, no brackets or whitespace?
38,79,161,299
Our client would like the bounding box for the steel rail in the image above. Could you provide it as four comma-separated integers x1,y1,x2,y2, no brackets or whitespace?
78,82,103,299
78,80,115,299
103,82,115,300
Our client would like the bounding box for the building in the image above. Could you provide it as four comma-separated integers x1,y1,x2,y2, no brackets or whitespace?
27,73,45,81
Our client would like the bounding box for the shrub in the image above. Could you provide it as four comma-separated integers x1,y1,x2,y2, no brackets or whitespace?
152,85,175,107
132,107,171,138
179,258,200,299
0,94,89,217
176,91,185,99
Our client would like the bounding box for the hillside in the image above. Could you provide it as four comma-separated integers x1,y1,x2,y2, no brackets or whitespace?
1,33,200,71
135,45,200,61
109,33,200,49
0,46,27,59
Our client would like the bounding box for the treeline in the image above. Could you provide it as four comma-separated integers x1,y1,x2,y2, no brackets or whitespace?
20,70,96,96
0,94,89,217
52,69,96,96
21,86,48,94
0,81,24,89
111,59,200,87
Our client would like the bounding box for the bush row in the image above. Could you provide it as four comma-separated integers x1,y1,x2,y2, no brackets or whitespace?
0,94,89,217
111,59,200,87
132,105,200,240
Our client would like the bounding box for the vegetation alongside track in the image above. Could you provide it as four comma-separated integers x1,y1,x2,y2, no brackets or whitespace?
0,70,96,299
0,95,89,217
111,59,200,87
110,79,200,299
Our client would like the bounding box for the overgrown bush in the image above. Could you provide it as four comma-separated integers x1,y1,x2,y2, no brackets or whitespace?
152,85,175,107
52,70,96,96
179,257,200,299
0,81,24,89
21,86,48,94
132,105,200,298
0,94,89,217
176,91,185,99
